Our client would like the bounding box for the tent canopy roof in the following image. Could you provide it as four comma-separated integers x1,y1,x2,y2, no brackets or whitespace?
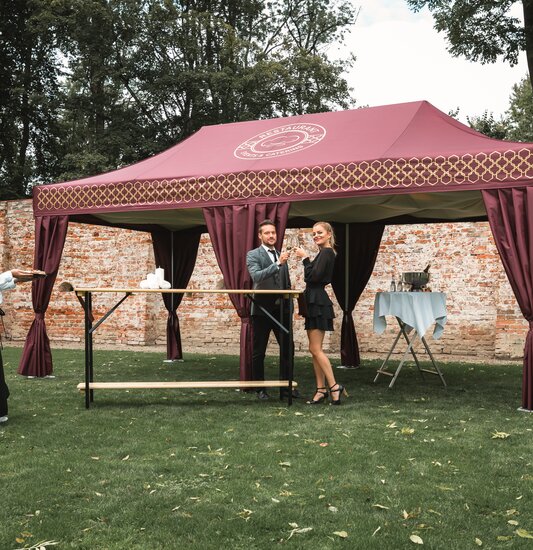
34,100,533,229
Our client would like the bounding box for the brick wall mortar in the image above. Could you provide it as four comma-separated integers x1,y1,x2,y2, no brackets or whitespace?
0,199,528,360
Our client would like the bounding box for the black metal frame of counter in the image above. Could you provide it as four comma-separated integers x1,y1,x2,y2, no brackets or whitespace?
73,287,301,408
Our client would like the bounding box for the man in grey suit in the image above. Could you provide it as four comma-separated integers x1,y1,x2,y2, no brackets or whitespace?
246,219,295,399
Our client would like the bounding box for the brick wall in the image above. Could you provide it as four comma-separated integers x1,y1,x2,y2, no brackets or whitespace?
0,199,528,360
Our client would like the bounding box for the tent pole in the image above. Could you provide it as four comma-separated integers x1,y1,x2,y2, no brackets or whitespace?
163,230,177,363
338,223,351,369
345,223,349,313
171,230,175,302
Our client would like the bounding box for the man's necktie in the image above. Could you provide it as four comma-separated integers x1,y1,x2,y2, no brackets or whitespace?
268,249,278,263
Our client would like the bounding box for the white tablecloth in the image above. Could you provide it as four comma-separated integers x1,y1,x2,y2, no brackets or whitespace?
373,292,447,339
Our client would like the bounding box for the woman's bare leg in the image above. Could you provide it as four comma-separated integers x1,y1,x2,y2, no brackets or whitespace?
308,329,336,400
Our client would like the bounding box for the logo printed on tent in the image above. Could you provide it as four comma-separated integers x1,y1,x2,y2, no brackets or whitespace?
234,123,326,160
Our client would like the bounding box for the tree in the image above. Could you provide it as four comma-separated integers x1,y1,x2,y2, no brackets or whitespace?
506,75,533,141
463,77,533,141
406,1,533,90
0,0,65,199
58,0,357,181
0,0,357,194
466,110,509,140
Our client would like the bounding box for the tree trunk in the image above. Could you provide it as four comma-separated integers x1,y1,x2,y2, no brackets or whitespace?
15,43,32,197
523,0,533,90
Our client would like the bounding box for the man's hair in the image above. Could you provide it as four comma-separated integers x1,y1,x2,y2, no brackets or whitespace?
258,219,276,233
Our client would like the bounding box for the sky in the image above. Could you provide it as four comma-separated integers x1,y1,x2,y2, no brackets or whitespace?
342,0,528,122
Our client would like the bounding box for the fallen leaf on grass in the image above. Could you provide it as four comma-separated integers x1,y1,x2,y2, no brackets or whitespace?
491,431,510,439
14,540,59,549
328,506,338,513
319,443,329,447
475,538,482,546
287,527,313,539
497,536,512,541
508,520,519,526
279,462,291,467
90,456,100,460
333,531,348,538
372,526,381,537
401,427,415,435
516,528,533,539
409,534,423,544
121,455,129,461
237,509,253,520
372,504,389,510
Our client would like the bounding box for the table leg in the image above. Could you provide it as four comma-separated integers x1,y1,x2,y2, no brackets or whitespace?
389,332,420,388
373,327,402,383
288,297,294,407
420,336,447,387
84,292,93,409
398,321,425,381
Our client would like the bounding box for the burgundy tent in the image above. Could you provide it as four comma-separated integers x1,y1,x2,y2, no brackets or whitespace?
25,100,533,410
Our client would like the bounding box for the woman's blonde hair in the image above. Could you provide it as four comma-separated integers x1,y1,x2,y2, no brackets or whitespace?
313,221,336,251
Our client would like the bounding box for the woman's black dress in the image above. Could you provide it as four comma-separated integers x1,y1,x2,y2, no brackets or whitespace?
302,247,336,331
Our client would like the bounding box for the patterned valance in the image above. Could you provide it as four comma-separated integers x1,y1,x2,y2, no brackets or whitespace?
34,148,533,216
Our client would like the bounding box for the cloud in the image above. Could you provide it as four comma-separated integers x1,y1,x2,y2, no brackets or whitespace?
343,1,527,121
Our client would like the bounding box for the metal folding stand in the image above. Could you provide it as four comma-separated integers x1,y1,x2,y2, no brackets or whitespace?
81,290,133,408
76,288,296,408
374,317,447,389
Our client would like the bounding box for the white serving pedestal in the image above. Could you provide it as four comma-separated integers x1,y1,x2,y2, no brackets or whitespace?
373,292,447,389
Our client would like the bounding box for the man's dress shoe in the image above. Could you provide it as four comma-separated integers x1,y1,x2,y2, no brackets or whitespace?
257,390,270,400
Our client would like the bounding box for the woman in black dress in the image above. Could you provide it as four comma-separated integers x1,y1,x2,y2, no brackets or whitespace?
295,222,347,405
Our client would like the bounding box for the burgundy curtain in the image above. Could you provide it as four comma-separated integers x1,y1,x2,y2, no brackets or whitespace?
151,229,201,360
331,223,384,368
483,188,533,410
18,215,69,377
203,203,290,380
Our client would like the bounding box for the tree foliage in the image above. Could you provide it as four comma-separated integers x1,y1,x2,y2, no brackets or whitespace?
406,1,533,89
466,76,533,142
0,0,356,197
506,75,533,141
467,111,510,140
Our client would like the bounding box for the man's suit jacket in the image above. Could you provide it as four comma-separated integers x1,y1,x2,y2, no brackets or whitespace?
246,246,290,316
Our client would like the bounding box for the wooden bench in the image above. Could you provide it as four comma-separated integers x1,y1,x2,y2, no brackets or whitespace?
77,380,297,391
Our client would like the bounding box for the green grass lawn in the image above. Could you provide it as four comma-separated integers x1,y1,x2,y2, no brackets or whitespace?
1,347,532,549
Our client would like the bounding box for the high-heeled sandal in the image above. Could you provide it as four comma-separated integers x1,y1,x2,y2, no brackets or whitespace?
307,387,328,405
329,383,348,405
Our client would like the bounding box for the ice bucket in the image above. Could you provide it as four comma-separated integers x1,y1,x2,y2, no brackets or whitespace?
402,271,430,291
